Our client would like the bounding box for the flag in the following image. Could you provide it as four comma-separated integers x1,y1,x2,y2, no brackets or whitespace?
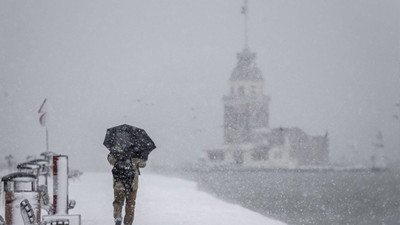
38,98,48,127
39,113,48,127
38,98,47,114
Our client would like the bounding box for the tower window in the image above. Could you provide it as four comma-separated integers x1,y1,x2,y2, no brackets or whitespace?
208,151,225,161
233,151,244,164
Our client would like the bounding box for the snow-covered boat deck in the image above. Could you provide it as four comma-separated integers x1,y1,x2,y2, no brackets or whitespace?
70,172,286,225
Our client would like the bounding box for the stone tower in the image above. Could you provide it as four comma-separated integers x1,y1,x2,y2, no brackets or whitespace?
223,48,270,144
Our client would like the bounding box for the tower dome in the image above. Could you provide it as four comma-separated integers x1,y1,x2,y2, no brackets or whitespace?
230,48,263,82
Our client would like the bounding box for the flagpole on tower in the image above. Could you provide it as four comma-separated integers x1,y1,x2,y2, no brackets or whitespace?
241,0,249,49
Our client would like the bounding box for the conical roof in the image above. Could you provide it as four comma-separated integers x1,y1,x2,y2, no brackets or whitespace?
230,48,263,81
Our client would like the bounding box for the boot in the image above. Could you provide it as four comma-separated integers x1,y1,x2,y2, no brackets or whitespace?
115,218,122,225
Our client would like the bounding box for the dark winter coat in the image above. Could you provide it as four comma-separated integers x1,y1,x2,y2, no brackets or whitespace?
107,154,146,191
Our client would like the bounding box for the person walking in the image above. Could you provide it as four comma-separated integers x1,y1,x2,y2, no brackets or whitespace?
108,152,147,225
103,124,156,225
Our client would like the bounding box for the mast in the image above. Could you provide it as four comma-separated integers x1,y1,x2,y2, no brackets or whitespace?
241,0,249,49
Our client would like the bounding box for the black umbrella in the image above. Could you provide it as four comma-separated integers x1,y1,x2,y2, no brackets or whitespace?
103,124,156,161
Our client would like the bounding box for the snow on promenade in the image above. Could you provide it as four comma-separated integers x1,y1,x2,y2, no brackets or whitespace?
70,172,286,225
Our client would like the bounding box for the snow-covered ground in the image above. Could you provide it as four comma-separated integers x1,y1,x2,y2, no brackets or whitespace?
70,172,286,225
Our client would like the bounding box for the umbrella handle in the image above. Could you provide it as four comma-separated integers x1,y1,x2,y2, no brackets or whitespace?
136,164,141,175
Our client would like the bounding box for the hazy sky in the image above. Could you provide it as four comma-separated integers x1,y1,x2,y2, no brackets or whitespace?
1,0,399,171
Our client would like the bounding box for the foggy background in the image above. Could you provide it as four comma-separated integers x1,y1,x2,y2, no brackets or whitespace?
0,0,399,171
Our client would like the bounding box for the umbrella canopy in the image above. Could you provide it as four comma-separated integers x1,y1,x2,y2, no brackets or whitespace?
103,124,156,161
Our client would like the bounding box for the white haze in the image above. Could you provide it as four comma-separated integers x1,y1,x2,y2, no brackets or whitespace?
0,0,399,171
